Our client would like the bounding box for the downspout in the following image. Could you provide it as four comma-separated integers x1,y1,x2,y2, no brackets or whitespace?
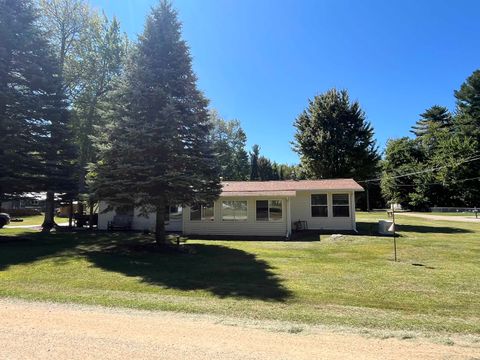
286,197,292,239
351,191,357,232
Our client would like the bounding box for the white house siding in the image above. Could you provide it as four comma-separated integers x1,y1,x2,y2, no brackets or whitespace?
98,201,115,230
290,190,356,231
183,196,288,237
97,201,182,232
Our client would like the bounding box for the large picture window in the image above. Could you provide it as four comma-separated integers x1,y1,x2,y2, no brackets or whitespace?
333,194,350,217
190,204,214,221
311,194,328,217
222,201,248,221
256,200,283,221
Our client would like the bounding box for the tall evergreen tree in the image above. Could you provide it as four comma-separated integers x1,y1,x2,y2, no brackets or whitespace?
0,0,71,209
454,69,480,141
249,144,260,180
91,0,221,244
411,105,453,138
257,156,274,181
452,69,480,205
293,89,380,180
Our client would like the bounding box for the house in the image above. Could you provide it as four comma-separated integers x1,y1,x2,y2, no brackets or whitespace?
98,179,364,238
0,192,46,215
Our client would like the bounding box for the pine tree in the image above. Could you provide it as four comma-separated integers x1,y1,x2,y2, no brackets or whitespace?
452,69,480,205
293,89,379,180
91,0,221,245
249,144,260,180
0,0,72,208
257,156,274,181
411,105,453,137
454,69,480,141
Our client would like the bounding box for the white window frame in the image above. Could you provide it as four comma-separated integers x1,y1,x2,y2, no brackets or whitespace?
190,204,215,221
332,193,350,218
221,200,248,221
255,199,284,222
310,193,328,218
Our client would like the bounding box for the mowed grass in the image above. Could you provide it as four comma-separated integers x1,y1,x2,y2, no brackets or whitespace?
6,214,63,226
0,212,479,335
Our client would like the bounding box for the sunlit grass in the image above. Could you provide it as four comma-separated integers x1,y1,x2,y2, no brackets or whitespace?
0,212,479,335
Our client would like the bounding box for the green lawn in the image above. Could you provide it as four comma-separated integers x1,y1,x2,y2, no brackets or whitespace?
7,214,63,226
0,212,479,335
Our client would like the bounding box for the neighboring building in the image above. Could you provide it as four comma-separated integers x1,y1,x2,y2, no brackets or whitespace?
0,192,45,213
98,179,364,238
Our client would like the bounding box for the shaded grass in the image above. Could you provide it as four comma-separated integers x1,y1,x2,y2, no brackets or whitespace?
0,213,479,335
6,214,62,226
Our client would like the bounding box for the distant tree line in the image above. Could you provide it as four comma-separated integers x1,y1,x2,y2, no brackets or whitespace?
380,71,480,209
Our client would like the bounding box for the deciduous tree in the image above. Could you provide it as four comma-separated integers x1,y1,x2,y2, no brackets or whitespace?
293,89,379,180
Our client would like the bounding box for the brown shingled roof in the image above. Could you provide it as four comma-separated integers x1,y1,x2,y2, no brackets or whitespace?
221,179,363,195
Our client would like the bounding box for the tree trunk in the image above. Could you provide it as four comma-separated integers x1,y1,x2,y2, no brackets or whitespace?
155,203,166,246
42,191,56,232
89,200,94,229
68,199,73,228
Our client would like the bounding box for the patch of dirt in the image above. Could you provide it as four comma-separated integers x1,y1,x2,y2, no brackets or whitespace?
0,298,478,360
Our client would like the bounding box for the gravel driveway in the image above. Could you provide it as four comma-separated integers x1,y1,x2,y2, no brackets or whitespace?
397,212,480,223
0,299,478,360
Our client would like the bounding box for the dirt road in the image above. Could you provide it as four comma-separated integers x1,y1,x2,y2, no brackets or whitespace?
0,299,478,360
397,212,480,223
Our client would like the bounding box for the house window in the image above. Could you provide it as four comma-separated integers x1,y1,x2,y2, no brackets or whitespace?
222,201,248,221
333,194,350,217
256,200,283,221
165,205,183,222
190,204,214,221
311,194,328,217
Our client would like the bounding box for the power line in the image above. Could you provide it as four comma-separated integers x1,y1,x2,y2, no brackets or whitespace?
384,175,480,187
358,152,480,183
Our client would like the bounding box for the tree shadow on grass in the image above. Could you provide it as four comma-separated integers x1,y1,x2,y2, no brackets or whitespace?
0,231,130,271
85,242,292,302
356,222,473,236
0,231,76,271
396,224,473,234
0,230,291,302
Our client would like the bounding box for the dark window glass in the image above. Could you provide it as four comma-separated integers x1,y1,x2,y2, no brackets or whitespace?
311,194,327,205
190,205,201,221
332,194,350,217
312,206,328,217
256,200,269,221
333,206,350,217
311,194,328,217
170,206,183,220
332,194,349,205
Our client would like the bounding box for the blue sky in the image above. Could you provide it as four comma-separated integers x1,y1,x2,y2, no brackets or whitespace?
90,0,480,164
